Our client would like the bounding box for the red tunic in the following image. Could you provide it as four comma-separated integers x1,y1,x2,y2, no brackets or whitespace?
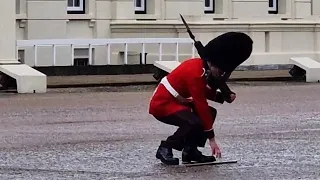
149,58,217,131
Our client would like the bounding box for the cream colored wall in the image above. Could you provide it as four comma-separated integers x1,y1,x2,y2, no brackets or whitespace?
15,0,320,67
0,0,17,63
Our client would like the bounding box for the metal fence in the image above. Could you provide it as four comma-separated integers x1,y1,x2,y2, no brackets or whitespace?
16,38,196,66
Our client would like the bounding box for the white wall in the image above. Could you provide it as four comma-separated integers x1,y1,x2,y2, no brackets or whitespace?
14,0,320,66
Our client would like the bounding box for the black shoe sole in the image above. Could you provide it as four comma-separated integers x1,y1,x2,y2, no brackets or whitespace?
156,153,179,165
182,156,216,164
182,160,216,164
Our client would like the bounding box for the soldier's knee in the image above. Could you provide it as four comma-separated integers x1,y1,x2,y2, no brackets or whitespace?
188,115,202,126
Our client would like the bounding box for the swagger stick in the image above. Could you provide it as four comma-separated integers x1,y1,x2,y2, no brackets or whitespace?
179,14,234,100
179,14,207,63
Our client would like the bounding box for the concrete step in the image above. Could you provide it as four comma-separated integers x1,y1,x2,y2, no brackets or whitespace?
46,70,293,88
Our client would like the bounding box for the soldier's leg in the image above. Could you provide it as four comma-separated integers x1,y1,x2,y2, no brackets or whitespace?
154,109,206,165
189,106,217,148
181,106,218,163
154,107,218,165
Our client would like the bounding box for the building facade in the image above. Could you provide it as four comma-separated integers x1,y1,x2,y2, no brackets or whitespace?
15,0,320,68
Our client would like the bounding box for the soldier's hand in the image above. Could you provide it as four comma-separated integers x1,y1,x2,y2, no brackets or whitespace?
209,138,222,158
176,95,193,104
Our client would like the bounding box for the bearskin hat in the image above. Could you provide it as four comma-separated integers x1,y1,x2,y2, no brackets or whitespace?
203,32,253,73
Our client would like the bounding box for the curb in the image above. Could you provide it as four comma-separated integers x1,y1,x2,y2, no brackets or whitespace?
47,76,299,89
47,81,157,88
227,76,296,82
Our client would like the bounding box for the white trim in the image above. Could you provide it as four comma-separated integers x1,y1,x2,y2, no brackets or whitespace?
201,68,206,77
204,0,214,12
160,76,194,103
160,76,180,98
204,128,213,132
67,0,84,12
268,0,277,11
135,0,145,11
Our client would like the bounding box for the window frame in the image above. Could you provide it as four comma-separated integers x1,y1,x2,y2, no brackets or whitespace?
67,0,85,14
204,0,215,14
268,0,278,14
134,0,146,14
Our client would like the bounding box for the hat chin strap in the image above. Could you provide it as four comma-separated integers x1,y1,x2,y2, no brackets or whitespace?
202,61,212,86
179,13,210,74
202,57,211,73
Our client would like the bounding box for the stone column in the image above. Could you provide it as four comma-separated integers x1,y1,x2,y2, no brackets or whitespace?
0,0,47,93
0,0,18,64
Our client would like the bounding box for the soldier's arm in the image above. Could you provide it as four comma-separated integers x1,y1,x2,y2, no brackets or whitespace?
205,85,225,104
188,77,215,139
208,72,235,101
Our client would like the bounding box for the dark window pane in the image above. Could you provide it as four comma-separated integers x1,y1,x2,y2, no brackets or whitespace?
75,0,80,7
205,0,210,7
68,0,73,6
74,58,88,66
136,0,141,7
269,0,273,7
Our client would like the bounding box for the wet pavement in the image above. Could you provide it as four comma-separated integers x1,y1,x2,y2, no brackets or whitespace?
0,82,319,180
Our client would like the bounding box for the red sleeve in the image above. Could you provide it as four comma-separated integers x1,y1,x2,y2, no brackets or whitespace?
187,76,214,131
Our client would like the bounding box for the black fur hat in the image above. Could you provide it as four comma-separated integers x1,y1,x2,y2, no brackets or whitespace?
203,32,253,73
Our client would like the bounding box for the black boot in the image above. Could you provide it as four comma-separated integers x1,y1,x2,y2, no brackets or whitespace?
182,146,216,164
156,141,179,165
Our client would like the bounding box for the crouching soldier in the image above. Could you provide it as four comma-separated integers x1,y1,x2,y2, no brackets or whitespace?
148,32,253,165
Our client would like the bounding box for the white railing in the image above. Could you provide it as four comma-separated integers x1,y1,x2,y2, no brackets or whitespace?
16,38,196,66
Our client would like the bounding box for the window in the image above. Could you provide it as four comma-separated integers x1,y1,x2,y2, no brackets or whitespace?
68,0,85,14
135,0,146,14
74,58,89,66
73,48,92,66
268,0,278,14
17,50,25,64
204,0,215,13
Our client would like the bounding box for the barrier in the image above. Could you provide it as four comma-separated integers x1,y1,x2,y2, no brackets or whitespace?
17,38,195,66
290,57,320,82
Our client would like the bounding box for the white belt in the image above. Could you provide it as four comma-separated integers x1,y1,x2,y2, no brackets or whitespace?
160,76,193,103
160,76,215,102
160,76,180,98
160,76,212,132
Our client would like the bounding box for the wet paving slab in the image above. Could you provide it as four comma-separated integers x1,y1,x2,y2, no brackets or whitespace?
0,82,319,179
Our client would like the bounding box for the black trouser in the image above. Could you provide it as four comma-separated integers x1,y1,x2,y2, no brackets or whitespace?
155,107,217,151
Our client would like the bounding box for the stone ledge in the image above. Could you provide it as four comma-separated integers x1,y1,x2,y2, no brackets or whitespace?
0,64,296,89
110,19,320,33
46,70,294,88
32,64,293,77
